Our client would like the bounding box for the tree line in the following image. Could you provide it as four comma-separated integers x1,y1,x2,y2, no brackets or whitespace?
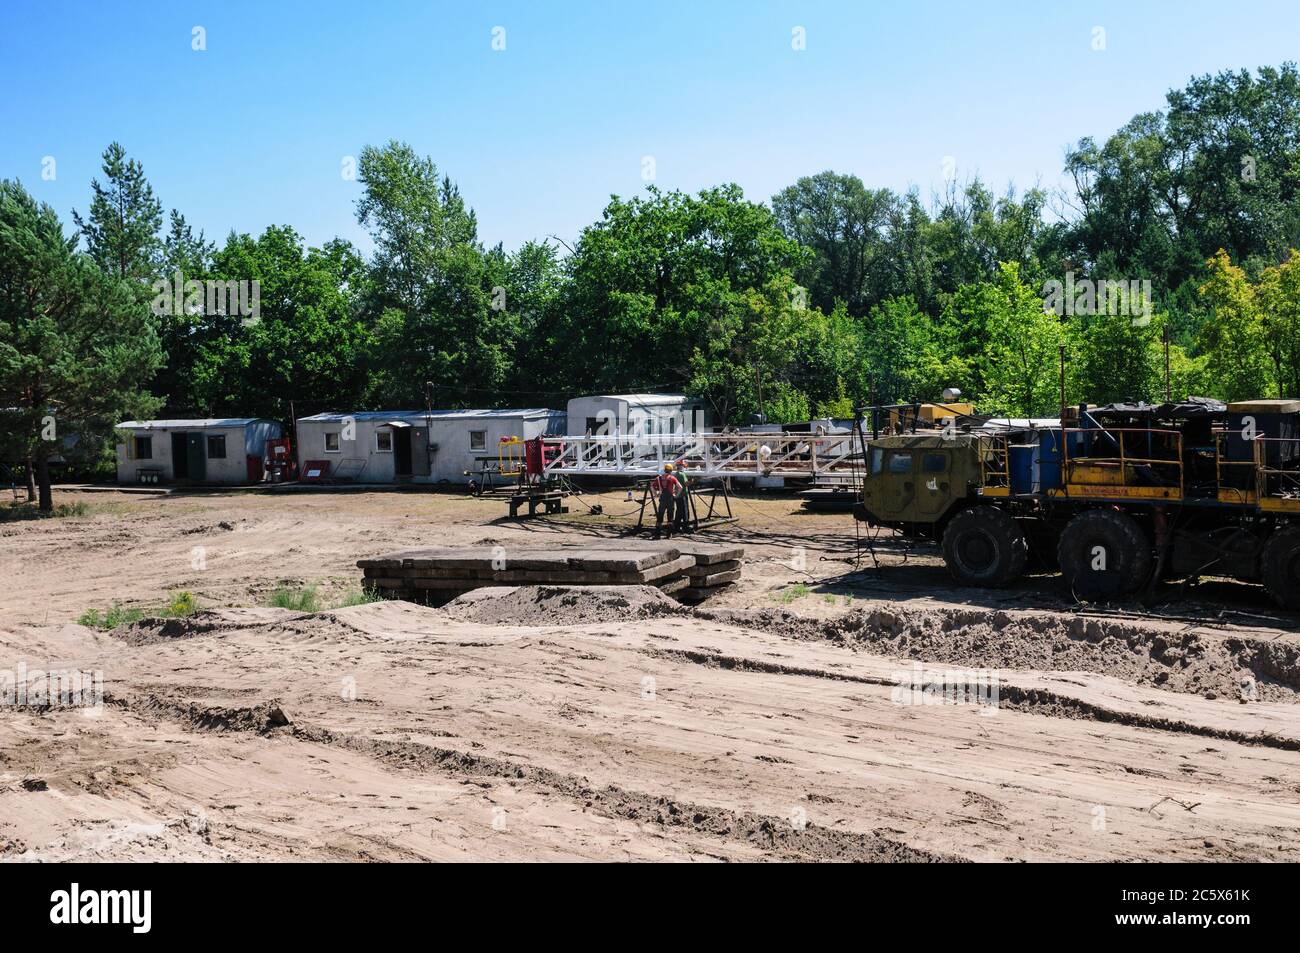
3,64,1300,508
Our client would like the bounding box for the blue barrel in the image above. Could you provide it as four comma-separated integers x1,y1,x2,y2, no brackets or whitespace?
1035,428,1065,491
1009,445,1035,494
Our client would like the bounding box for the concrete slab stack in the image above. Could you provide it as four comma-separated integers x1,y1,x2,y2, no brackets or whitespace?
357,541,744,605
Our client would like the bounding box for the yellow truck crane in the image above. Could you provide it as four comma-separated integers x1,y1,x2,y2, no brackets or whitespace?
853,398,1300,609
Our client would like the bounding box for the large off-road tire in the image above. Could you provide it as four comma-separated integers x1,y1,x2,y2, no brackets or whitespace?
1057,508,1152,601
941,506,1029,587
1260,527,1300,611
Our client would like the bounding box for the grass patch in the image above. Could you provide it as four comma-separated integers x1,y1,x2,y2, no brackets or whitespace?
77,589,201,630
773,583,812,604
266,584,322,612
1,500,92,521
333,585,381,608
163,590,200,618
77,602,146,630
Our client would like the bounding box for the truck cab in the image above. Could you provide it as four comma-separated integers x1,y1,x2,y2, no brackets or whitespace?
855,434,983,537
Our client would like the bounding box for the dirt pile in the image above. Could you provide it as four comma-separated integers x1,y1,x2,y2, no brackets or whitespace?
111,611,238,646
442,585,687,626
117,693,292,734
705,603,1300,703
109,607,299,646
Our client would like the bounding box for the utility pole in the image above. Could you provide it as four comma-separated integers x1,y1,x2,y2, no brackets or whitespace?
1058,344,1067,421
1162,326,1172,402
869,379,879,439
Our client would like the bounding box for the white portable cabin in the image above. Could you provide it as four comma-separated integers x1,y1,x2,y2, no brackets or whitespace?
294,409,566,485
565,393,707,437
116,418,282,485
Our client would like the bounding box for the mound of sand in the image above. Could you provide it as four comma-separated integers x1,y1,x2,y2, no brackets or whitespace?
704,603,1300,703
441,585,687,626
110,607,301,646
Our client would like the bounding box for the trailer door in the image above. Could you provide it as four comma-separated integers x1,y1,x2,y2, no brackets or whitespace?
171,432,189,480
186,432,206,481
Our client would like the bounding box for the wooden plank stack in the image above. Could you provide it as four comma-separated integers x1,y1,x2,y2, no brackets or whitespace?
620,540,744,604
357,541,743,606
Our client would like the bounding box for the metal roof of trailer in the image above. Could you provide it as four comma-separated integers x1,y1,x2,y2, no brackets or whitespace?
297,409,560,422
583,393,694,406
117,418,275,429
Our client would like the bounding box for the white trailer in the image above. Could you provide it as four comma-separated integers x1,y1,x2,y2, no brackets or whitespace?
565,393,707,437
294,408,565,485
116,418,282,485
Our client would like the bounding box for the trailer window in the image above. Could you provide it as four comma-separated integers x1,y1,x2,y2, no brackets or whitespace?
324,432,340,452
134,436,152,460
469,430,486,451
922,452,948,473
375,430,393,452
887,452,913,474
206,434,226,459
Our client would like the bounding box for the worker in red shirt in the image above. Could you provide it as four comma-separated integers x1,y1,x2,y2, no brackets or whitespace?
650,463,682,539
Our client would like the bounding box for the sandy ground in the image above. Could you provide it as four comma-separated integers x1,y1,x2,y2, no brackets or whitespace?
2,486,1300,862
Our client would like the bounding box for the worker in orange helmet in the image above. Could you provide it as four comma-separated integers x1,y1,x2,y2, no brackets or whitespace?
650,463,682,539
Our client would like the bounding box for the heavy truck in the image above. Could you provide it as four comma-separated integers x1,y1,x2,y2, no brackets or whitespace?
852,398,1300,609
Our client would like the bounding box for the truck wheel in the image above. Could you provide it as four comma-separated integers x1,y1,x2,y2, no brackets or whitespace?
1057,509,1152,600
941,506,1029,587
1261,528,1300,610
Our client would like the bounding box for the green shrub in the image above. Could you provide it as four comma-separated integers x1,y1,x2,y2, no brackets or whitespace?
163,591,200,617
334,586,380,608
77,602,145,630
773,583,811,604
266,584,321,612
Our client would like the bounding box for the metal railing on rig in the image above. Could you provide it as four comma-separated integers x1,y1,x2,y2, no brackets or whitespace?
1060,427,1184,494
537,432,863,479
1254,437,1300,511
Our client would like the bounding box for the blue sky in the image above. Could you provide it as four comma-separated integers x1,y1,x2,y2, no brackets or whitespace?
3,0,1298,255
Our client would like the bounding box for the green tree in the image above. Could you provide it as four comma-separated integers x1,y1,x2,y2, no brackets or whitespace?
685,275,856,424
1067,302,1167,406
150,210,216,412
1063,65,1300,306
72,142,163,282
0,180,163,510
927,179,1052,297
858,296,955,405
771,171,898,316
1196,249,1275,401
355,141,516,406
946,262,1064,417
187,227,370,418
1256,249,1300,399
497,239,565,403
554,184,810,421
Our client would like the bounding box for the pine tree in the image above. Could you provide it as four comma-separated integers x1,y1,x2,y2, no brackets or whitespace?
0,180,163,511
72,142,163,281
